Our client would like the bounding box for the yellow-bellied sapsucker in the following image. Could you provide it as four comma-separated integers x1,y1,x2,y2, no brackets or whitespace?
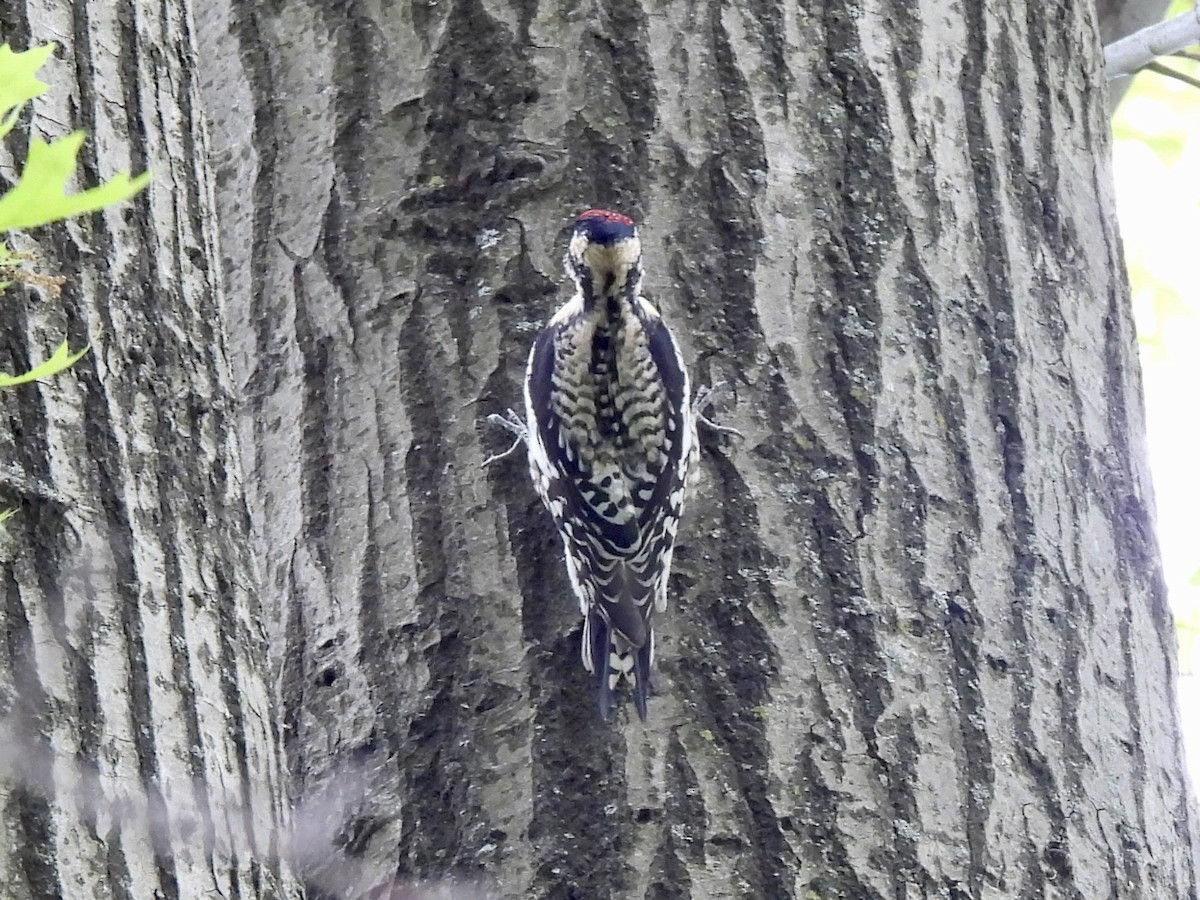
522,209,697,720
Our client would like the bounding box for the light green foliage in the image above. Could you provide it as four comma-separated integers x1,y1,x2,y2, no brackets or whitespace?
1,42,148,527
0,132,150,232
1179,568,1200,676
1111,14,1200,676
0,43,52,140
0,42,147,387
1112,3,1200,360
0,340,89,387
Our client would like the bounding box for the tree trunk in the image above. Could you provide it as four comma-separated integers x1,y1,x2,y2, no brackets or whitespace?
195,0,1200,896
4,0,1196,898
0,3,297,898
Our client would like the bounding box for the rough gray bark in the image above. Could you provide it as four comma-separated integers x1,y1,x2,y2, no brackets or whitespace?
191,0,1200,898
0,2,297,898
2,0,1192,897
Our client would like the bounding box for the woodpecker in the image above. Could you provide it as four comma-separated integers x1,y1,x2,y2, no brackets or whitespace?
521,209,697,720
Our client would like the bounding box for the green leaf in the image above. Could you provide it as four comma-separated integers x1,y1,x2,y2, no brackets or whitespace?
1179,602,1200,677
0,339,89,387
1179,570,1200,675
0,132,150,232
0,43,53,140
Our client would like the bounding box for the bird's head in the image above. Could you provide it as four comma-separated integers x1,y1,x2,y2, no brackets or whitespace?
566,209,641,294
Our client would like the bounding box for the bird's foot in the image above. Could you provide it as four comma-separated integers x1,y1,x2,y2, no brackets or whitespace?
481,408,529,467
693,382,743,437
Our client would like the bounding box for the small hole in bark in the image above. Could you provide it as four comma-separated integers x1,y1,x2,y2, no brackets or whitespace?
946,599,972,623
318,666,340,687
353,736,378,759
635,807,654,824
1042,840,1071,881
710,833,743,848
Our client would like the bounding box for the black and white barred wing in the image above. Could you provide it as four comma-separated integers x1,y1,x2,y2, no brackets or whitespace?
522,311,695,717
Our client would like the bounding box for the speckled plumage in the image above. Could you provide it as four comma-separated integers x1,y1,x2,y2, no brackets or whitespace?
523,210,696,719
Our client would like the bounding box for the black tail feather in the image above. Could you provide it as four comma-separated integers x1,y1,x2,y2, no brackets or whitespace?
590,609,615,720
587,608,652,721
631,640,651,720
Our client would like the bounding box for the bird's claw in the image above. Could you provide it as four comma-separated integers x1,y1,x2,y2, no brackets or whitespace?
482,409,529,467
693,382,743,438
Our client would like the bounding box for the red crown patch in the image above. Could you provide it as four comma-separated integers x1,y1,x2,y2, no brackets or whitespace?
576,209,635,226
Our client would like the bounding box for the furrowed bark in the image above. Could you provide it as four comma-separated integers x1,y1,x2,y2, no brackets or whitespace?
0,2,296,897
0,0,1175,898
199,0,1200,896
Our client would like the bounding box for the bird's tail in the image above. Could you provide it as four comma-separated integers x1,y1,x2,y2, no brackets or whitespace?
585,607,652,720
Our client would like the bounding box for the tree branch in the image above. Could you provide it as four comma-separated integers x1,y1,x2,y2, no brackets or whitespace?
1145,59,1200,91
1105,6,1200,80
